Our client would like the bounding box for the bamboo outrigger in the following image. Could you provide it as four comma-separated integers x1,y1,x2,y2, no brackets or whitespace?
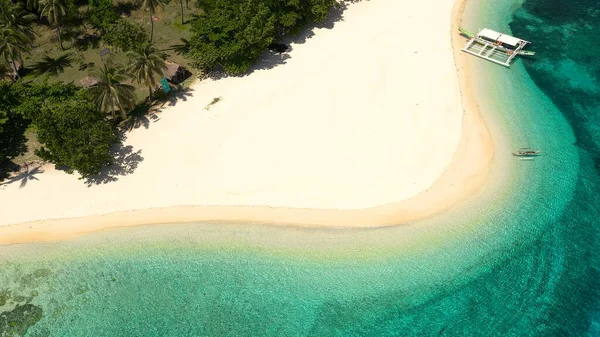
459,28,535,67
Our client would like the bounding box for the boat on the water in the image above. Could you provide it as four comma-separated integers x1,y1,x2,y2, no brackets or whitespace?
512,148,541,157
459,27,535,67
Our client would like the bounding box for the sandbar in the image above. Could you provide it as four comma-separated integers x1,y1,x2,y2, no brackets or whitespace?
0,0,493,244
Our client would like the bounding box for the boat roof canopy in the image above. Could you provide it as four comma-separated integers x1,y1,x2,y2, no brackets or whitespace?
478,28,524,47
498,34,522,47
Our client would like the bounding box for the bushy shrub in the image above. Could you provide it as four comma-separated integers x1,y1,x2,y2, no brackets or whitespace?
88,0,120,32
5,81,119,178
33,91,118,177
103,19,148,52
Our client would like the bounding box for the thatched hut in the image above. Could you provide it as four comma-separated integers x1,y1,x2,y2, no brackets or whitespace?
162,61,190,84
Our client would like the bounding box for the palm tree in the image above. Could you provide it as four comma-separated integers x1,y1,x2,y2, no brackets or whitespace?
0,1,35,65
88,61,137,120
173,0,184,25
127,42,166,101
39,0,66,50
0,2,37,38
139,0,166,43
0,27,30,80
31,53,72,76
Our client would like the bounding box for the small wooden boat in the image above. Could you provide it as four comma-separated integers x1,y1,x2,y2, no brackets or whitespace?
512,148,541,157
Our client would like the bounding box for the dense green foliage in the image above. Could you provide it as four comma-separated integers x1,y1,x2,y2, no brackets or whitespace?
1,81,119,177
127,42,166,100
187,0,275,74
39,0,67,49
0,0,36,39
187,0,337,74
87,0,120,32
33,91,118,177
88,61,137,119
9,80,80,119
0,26,30,80
0,0,35,80
0,81,27,164
1,0,341,179
103,18,148,52
1,80,83,165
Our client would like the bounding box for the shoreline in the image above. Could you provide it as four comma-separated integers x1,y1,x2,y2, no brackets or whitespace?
0,0,494,245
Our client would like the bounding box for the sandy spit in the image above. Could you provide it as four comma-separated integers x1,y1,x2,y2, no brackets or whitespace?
0,0,493,244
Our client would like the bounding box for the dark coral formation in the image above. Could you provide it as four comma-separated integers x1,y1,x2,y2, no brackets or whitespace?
0,303,43,337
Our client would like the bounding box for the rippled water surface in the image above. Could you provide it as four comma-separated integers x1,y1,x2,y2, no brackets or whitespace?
1,0,600,335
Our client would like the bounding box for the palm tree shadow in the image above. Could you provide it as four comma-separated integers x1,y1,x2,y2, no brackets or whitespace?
122,87,194,132
84,88,196,185
123,103,153,131
84,134,144,186
0,163,45,189
164,87,193,107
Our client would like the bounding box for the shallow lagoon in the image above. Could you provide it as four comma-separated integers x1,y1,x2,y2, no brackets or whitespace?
1,0,600,335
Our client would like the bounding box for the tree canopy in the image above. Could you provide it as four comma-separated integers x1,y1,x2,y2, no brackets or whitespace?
87,0,120,32
0,80,81,167
103,18,148,52
0,81,27,165
88,61,137,120
187,0,276,74
32,91,118,177
0,26,31,79
1,81,119,177
127,42,166,100
39,0,67,50
187,0,336,74
1,0,342,180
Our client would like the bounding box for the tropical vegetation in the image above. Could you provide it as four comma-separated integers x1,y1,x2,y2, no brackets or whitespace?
186,0,337,74
103,18,148,52
88,61,137,120
0,0,342,178
87,0,119,32
0,81,118,178
139,0,167,43
0,26,30,80
33,90,119,177
127,42,166,100
39,0,66,50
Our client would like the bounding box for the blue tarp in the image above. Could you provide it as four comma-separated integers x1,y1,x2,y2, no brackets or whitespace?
160,78,171,93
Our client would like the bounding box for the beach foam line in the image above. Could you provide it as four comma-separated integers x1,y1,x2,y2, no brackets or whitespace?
0,0,492,244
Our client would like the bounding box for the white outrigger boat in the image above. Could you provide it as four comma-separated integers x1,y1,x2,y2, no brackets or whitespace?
459,28,535,67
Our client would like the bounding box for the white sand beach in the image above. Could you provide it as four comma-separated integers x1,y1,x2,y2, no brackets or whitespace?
0,0,493,243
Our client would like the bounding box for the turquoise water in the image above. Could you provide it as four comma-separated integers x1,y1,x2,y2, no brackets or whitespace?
2,0,600,335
